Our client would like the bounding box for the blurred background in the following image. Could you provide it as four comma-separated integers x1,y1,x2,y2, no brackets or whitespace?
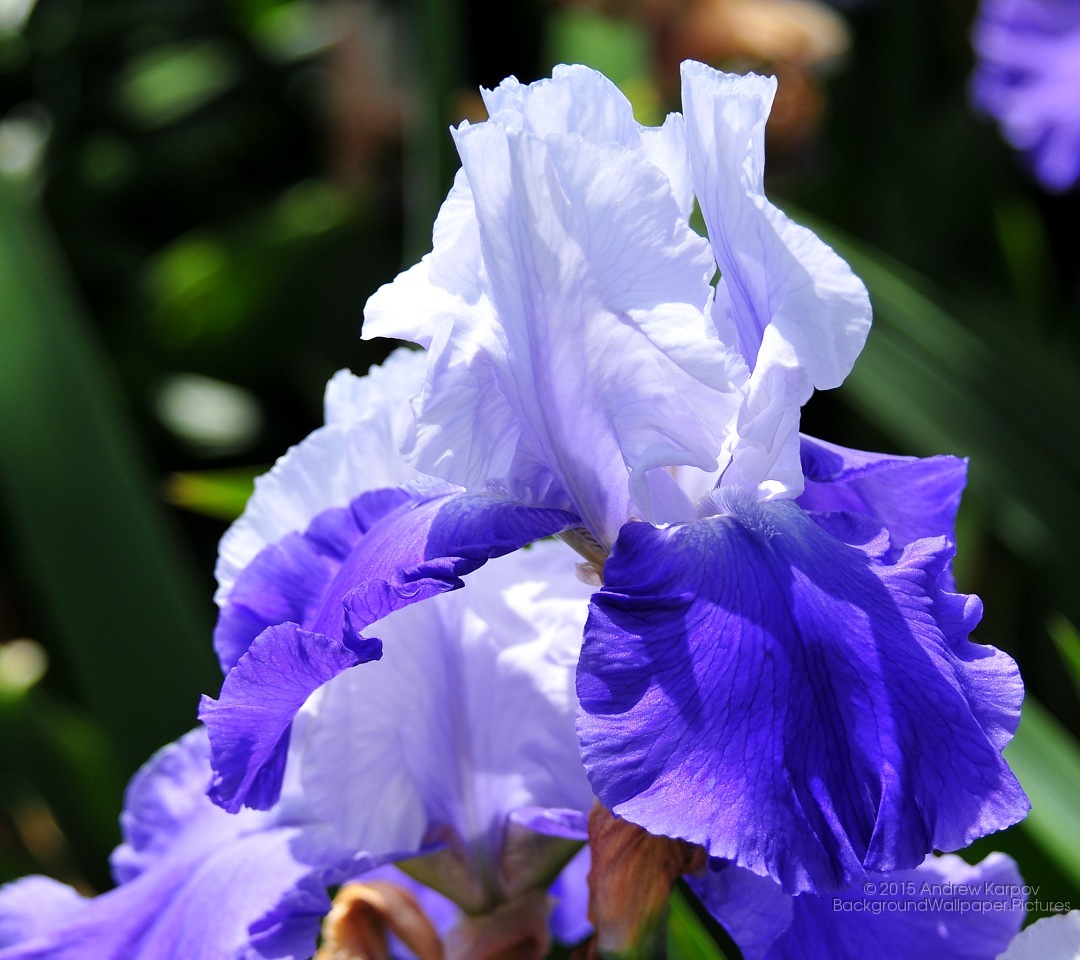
1,0,1079,947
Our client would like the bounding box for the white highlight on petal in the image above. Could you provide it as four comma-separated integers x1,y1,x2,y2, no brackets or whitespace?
214,348,425,604
295,538,593,872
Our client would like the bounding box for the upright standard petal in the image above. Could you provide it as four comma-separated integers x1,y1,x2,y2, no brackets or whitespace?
451,120,744,541
365,67,747,547
680,60,871,390
0,730,354,960
577,494,1027,894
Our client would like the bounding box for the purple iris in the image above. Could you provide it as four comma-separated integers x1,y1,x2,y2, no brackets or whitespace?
0,728,358,960
360,61,1028,895
0,727,1026,960
972,0,1080,192
0,359,1028,959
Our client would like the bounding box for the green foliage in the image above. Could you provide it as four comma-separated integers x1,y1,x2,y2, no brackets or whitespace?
165,467,259,521
0,179,218,773
669,887,730,960
1006,699,1080,890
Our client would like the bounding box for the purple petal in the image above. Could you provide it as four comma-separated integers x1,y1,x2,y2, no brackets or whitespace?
577,494,1027,894
549,848,592,947
326,491,579,639
766,853,1025,960
200,623,383,813
798,434,968,569
971,0,1080,192
214,486,414,673
0,879,88,950
508,808,589,842
205,491,578,814
688,861,794,960
0,730,348,960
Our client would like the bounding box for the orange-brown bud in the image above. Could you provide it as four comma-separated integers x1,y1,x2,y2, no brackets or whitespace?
314,881,445,960
585,803,706,959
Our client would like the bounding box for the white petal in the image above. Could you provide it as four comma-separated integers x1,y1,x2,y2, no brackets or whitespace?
418,122,744,545
481,65,695,218
718,344,805,500
681,60,871,391
997,912,1080,960
482,64,639,145
362,170,490,347
296,538,594,859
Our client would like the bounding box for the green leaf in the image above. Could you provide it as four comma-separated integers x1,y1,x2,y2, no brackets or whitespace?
165,467,261,521
1005,698,1080,890
543,9,659,124
1046,615,1080,698
118,40,239,128
668,886,728,960
0,178,218,775
1,686,123,885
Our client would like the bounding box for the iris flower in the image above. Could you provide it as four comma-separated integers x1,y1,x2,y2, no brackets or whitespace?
0,356,1027,960
0,359,597,958
356,61,1028,895
971,0,1080,192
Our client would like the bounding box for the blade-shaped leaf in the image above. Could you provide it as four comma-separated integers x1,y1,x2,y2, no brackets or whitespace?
0,179,218,774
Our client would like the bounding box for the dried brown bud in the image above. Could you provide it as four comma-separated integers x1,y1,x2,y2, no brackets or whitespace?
314,881,445,960
585,803,706,959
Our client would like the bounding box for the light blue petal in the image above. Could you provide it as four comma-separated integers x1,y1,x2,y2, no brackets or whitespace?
680,61,871,389
0,730,350,960
297,539,593,899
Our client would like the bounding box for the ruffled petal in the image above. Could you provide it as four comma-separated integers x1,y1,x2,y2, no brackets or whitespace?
418,116,743,545
798,435,968,567
0,730,350,960
680,60,871,390
363,169,492,347
201,623,384,813
214,487,414,673
479,65,695,218
296,540,592,865
205,490,579,814
577,494,1027,894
